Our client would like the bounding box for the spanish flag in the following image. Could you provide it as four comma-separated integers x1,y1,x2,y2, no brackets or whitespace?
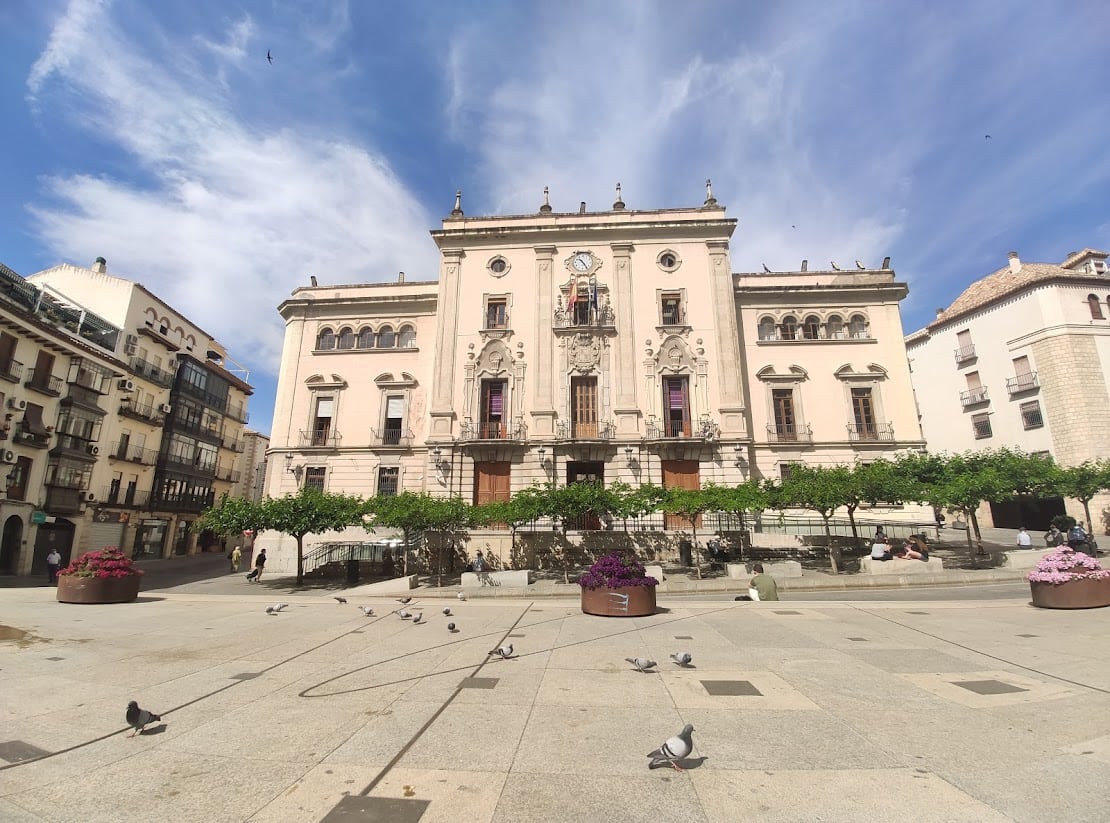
568,277,578,306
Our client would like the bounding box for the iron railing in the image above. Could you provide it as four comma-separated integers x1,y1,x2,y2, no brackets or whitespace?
765,423,813,443
960,387,989,407
846,423,895,442
1006,372,1039,394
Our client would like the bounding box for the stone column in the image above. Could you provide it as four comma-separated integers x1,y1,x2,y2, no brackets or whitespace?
707,239,746,437
429,249,464,439
530,246,557,437
610,242,639,434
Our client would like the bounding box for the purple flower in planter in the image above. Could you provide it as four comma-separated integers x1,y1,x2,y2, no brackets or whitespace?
578,552,659,589
1027,547,1109,584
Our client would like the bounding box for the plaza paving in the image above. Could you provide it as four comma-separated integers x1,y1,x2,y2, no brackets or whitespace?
1,579,1108,822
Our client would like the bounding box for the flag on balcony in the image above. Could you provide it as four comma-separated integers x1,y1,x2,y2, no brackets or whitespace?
568,277,578,306
589,277,598,310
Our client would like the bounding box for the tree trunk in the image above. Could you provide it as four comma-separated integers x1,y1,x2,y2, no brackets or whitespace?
295,535,304,587
847,504,859,540
1081,499,1093,535
824,515,840,574
402,529,410,577
691,521,702,579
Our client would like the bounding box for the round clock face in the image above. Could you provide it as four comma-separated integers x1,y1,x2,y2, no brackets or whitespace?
572,252,593,272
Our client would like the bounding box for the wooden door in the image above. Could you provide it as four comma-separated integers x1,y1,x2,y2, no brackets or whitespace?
662,460,700,530
474,462,511,528
571,377,598,438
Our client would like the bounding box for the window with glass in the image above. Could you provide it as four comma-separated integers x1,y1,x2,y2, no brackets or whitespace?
660,293,683,325
758,317,776,341
571,377,598,438
1020,401,1043,429
851,387,877,438
972,412,992,439
305,466,326,491
377,325,395,348
772,388,797,439
337,327,355,350
398,325,416,348
779,316,798,341
312,396,334,446
357,327,374,348
479,380,507,439
848,314,868,338
316,327,335,349
662,376,690,437
1088,294,1104,320
383,395,404,444
826,314,844,339
377,466,399,496
485,298,508,329
802,315,821,340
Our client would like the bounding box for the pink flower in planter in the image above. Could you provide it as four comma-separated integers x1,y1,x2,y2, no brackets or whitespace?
1028,547,1109,584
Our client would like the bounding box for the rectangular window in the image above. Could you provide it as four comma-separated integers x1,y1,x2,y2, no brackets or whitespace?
479,380,506,439
1020,401,1043,429
955,330,975,362
662,376,690,437
772,388,796,440
851,387,876,439
571,377,598,438
660,293,683,325
0,332,16,375
485,298,508,329
972,413,992,439
377,466,399,497
304,466,326,491
312,396,333,446
779,463,796,480
30,350,56,391
383,395,404,444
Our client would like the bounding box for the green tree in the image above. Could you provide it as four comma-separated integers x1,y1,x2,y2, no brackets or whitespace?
255,487,364,586
419,496,472,586
1057,460,1110,535
366,492,453,577
545,481,624,581
773,464,855,573
923,451,1012,562
845,459,916,540
196,493,268,541
661,485,716,578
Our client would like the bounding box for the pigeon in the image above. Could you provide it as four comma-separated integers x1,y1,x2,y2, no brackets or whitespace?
457,592,467,601
625,657,658,673
488,644,514,659
359,606,375,616
762,263,771,273
397,597,412,605
334,596,347,604
648,723,695,771
985,134,992,139
126,701,162,737
447,622,458,632
397,610,412,619
830,261,841,271
266,603,288,614
855,260,866,270
670,652,693,667
442,607,452,616
412,613,424,624
267,49,273,64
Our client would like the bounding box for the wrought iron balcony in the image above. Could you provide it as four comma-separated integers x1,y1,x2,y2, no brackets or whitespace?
1006,371,1039,394
101,484,149,507
954,344,977,363
846,423,895,442
226,402,250,423
119,399,166,424
25,369,63,396
110,440,158,465
128,356,175,388
371,426,414,447
299,428,342,448
960,386,989,407
0,358,23,383
457,419,526,442
556,420,614,440
553,303,616,329
765,423,814,443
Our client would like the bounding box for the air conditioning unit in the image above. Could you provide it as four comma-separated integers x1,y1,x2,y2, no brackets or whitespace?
118,379,135,392
86,444,100,456
7,398,26,411
84,491,97,502
159,403,173,414
0,449,15,464
124,334,138,355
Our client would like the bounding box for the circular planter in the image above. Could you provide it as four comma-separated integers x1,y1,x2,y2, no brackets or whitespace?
581,585,657,617
1029,578,1110,609
57,574,141,604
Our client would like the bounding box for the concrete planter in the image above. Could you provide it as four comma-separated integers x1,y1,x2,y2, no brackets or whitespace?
57,574,141,604
1029,578,1110,609
580,585,657,617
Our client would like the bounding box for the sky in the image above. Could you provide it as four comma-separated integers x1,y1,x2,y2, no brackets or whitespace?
2,0,1108,437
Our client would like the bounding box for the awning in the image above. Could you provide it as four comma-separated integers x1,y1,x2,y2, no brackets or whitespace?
24,404,49,435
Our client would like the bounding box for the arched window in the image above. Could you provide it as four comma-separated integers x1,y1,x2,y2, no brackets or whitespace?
357,327,374,348
377,325,396,348
802,315,821,340
316,327,335,350
337,327,355,350
758,317,776,341
1088,294,1104,320
826,314,844,339
398,325,416,348
848,314,868,338
779,315,798,341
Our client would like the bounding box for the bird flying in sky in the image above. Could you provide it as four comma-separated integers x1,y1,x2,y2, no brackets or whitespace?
267,50,273,64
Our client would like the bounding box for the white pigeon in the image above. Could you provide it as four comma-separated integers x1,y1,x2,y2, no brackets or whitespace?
670,652,693,667
625,657,658,673
487,644,513,659
647,723,695,771
456,592,467,601
359,606,374,616
412,613,424,624
266,603,288,614
397,610,412,619
442,607,452,616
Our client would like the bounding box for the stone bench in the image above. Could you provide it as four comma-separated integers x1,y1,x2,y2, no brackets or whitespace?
727,561,803,579
1002,548,1056,570
858,557,944,575
461,569,533,587
645,565,664,583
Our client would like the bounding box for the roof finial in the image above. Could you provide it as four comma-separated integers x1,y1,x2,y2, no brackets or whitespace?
539,185,552,214
450,190,464,217
579,201,587,214
703,178,717,207
612,182,625,210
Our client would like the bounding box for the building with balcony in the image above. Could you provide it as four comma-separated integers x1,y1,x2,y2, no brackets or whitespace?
260,188,926,572
905,249,1110,530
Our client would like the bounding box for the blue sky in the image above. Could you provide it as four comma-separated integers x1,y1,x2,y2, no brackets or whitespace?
2,1,1108,437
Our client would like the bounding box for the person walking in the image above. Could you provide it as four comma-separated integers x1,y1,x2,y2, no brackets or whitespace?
46,548,62,584
1016,527,1033,548
247,548,266,582
230,545,242,573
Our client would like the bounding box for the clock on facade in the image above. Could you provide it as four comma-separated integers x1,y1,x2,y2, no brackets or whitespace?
571,251,594,272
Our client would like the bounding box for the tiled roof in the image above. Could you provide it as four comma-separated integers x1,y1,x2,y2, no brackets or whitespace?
930,252,1109,329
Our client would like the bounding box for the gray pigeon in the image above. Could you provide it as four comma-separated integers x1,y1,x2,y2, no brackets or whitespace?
412,613,424,624
625,657,658,673
442,607,452,616
648,723,695,771
359,606,374,616
266,603,288,614
334,596,347,604
670,652,693,667
488,644,513,659
447,622,458,632
457,592,467,601
126,701,162,737
397,597,412,605
397,610,412,619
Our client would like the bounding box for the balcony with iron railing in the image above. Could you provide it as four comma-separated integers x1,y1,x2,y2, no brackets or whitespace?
846,423,895,442
226,402,249,424
0,358,24,383
954,344,977,363
128,356,175,388
163,452,218,473
220,435,244,452
13,426,51,448
553,303,617,331
766,423,814,443
299,428,342,448
960,386,989,407
24,368,63,397
119,398,166,425
214,465,242,483
1006,371,1039,394
110,440,159,465
151,491,216,512
51,431,101,458
100,484,150,508
556,420,615,440
457,418,527,442
371,426,414,447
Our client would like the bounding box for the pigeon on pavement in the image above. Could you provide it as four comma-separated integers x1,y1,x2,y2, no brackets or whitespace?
359,606,374,616
397,610,412,619
457,592,467,601
266,603,289,614
447,622,458,632
626,657,658,673
126,701,162,737
412,613,424,624
488,644,514,659
442,607,452,616
334,596,347,604
397,597,412,605
670,652,693,667
648,723,695,771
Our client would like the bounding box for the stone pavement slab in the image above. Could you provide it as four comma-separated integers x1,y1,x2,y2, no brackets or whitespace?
1,587,1108,822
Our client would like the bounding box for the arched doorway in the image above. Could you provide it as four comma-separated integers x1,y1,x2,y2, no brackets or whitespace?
0,515,22,575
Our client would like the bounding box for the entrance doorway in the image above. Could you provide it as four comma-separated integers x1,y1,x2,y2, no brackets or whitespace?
31,520,75,576
566,461,604,530
0,515,22,574
662,459,700,530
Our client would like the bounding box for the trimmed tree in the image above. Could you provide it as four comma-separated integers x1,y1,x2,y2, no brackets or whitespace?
365,492,452,578
661,485,716,578
1057,460,1110,535
772,464,855,573
253,487,364,586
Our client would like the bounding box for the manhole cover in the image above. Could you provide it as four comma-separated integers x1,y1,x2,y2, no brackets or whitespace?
953,679,1028,695
701,680,762,696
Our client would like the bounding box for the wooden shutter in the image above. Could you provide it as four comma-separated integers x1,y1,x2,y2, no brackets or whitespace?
572,377,598,438
662,460,701,530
